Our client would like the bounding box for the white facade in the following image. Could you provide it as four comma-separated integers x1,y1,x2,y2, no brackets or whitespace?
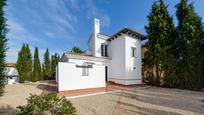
56,18,146,91
5,67,19,85
57,62,105,91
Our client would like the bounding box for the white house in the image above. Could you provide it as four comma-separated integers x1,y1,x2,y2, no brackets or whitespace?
4,63,19,85
56,18,146,92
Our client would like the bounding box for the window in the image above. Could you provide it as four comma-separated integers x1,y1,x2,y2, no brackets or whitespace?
82,67,89,76
105,45,108,56
131,47,136,57
101,44,104,56
101,44,108,57
76,63,93,76
82,63,89,76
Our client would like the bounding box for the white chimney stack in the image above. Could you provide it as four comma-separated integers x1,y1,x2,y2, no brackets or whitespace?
93,18,100,36
92,18,100,57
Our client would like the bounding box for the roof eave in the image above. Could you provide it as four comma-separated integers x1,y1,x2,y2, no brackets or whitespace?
107,28,147,41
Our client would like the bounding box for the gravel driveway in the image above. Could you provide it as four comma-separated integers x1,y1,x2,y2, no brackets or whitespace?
0,81,55,115
70,86,204,115
0,82,204,115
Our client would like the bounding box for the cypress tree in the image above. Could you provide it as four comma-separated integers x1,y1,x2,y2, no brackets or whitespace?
201,27,204,88
144,0,175,86
176,0,203,90
32,47,41,82
42,48,51,80
16,44,26,83
16,44,32,82
0,0,7,96
50,53,60,79
156,0,177,87
25,44,32,81
144,1,160,85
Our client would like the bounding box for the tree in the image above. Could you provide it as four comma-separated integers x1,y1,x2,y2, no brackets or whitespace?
25,44,32,81
51,53,60,79
42,48,51,80
16,44,32,82
156,0,177,87
0,0,7,96
201,27,204,88
71,46,83,53
144,0,176,86
175,0,203,90
16,44,26,83
32,47,41,82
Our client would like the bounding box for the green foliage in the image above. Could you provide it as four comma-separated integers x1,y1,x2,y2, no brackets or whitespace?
17,45,60,82
16,93,76,115
144,0,176,86
16,44,32,83
174,0,203,90
51,53,60,79
32,47,41,82
201,28,204,88
0,0,7,96
71,46,83,53
144,0,204,90
42,48,51,80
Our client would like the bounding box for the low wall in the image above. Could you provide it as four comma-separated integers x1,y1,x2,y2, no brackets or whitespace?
56,62,105,91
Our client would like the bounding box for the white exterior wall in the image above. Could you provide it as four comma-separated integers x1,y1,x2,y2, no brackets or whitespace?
68,59,104,65
124,35,142,84
108,35,126,83
94,38,107,57
7,77,18,85
93,19,100,57
107,34,142,85
5,67,19,85
88,18,110,57
57,62,105,91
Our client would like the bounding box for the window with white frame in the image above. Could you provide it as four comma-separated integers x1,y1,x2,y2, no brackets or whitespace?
131,47,136,57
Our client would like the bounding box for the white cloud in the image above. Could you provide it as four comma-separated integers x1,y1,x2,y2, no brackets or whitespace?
5,0,79,63
67,0,110,28
5,0,111,63
44,0,78,32
69,0,80,10
6,19,45,43
86,0,110,28
44,31,55,38
6,47,19,63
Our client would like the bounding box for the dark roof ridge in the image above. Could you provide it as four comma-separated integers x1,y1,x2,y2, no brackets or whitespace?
107,27,147,41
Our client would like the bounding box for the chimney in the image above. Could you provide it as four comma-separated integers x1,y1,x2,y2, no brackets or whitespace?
93,18,100,36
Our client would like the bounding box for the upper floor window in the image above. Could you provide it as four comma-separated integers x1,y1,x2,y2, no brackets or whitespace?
131,47,136,57
101,44,108,57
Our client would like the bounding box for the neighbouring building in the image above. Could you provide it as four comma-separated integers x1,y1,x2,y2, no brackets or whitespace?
4,63,19,85
56,18,147,92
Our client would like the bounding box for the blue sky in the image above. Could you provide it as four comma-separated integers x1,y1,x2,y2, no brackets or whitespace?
5,0,204,63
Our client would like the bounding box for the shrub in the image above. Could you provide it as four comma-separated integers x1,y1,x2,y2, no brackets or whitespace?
16,93,76,115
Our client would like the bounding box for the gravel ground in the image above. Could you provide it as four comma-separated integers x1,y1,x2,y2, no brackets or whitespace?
0,83,204,115
0,82,45,114
70,86,204,115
